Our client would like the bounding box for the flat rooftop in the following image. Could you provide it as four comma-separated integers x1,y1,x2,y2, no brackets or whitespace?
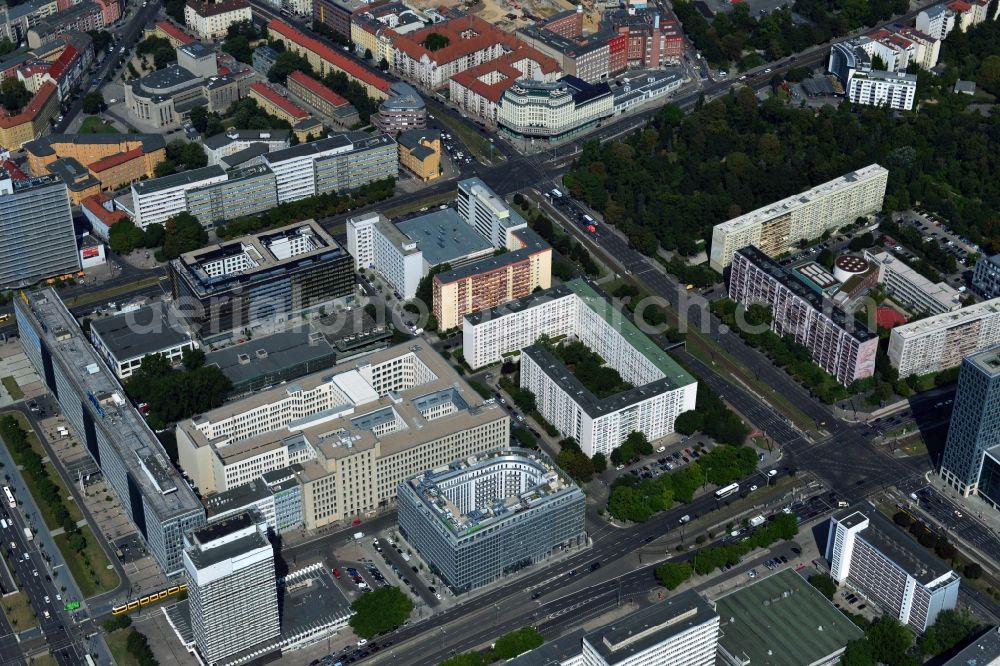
942,626,1000,666
396,209,493,267
15,289,203,524
90,302,193,361
203,129,290,150
404,448,581,537
890,297,1000,340
838,505,956,586
435,226,549,284
186,514,268,570
586,590,719,663
715,568,864,666
714,164,887,235
180,343,506,464
966,345,1000,378
737,246,876,342
867,251,960,310
133,164,225,196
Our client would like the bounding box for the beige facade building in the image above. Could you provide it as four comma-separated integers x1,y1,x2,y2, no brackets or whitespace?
184,0,252,41
176,344,509,528
709,164,889,272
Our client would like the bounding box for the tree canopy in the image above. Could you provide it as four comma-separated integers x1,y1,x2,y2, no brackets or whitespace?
125,350,231,429
349,586,413,639
162,212,207,260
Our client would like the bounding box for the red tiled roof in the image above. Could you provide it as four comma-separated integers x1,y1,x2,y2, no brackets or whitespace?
90,147,145,173
506,45,561,76
82,193,128,227
947,0,972,12
0,81,56,129
393,15,520,66
2,160,26,180
47,44,77,82
157,21,195,45
251,82,310,120
288,70,350,108
450,60,520,103
268,20,391,93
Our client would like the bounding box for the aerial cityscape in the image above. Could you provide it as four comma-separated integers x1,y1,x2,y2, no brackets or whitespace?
0,0,998,662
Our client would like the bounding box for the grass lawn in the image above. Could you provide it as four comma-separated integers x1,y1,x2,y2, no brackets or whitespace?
383,191,454,218
27,654,57,666
435,112,498,164
79,117,120,134
1,376,23,400
0,411,85,528
1,591,37,631
54,525,119,598
64,276,163,308
105,628,140,666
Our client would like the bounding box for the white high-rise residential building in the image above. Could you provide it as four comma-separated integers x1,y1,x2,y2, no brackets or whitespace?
506,589,720,666
847,70,917,111
709,164,888,272
463,279,697,456
888,298,1000,377
184,512,280,665
916,4,957,40
863,250,961,315
826,505,960,632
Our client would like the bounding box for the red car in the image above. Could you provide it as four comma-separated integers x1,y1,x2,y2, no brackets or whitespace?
352,518,362,526
332,567,341,579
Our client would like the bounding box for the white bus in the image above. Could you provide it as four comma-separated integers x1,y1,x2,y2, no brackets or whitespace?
715,483,740,499
2,486,14,508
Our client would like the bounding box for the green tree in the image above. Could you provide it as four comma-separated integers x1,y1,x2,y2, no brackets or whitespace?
492,626,544,660
840,638,875,666
153,159,176,178
0,78,31,113
82,91,105,114
592,452,607,473
978,54,1000,96
422,32,450,51
808,573,837,600
920,609,982,657
222,34,253,63
964,562,983,579
415,263,452,308
0,38,14,57
555,448,595,483
162,212,207,259
866,617,914,666
655,561,693,590
108,220,146,254
268,50,312,83
674,410,704,435
142,223,165,248
188,105,208,133
348,586,413,638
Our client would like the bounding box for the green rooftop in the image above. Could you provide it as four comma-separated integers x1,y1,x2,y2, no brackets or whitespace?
564,279,695,389
715,568,864,666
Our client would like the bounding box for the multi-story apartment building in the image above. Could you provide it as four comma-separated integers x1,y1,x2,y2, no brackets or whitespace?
16,289,206,576
176,344,511,527
26,0,105,48
827,505,960,632
847,69,917,111
184,512,280,665
202,129,290,166
0,173,79,288
169,220,354,337
728,246,878,386
499,75,613,141
393,15,526,89
184,164,279,227
0,79,58,148
864,250,961,315
372,81,426,135
709,164,889,272
917,3,958,39
888,298,1000,377
262,132,397,203
268,19,391,99
287,70,359,126
0,0,59,44
145,19,197,48
604,8,685,68
465,279,697,456
131,165,228,229
398,448,585,592
939,346,1000,506
896,27,941,69
89,302,198,380
449,48,562,124
509,590,720,666
184,0,252,41
972,254,1000,299
26,134,166,197
517,24,612,83
249,82,311,124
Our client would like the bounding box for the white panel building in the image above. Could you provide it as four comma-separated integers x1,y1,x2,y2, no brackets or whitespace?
463,279,697,456
131,165,227,229
826,506,960,632
888,298,1000,377
184,512,280,665
847,70,917,111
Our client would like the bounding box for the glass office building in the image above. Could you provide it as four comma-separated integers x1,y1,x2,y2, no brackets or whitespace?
940,345,1000,498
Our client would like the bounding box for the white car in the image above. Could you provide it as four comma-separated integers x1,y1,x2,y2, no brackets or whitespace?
768,470,778,477
749,485,758,492
764,68,772,73
615,464,625,471
358,639,368,647
44,595,50,604
656,446,666,452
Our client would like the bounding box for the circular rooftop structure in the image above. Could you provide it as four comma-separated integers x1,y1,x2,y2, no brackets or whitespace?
833,255,870,283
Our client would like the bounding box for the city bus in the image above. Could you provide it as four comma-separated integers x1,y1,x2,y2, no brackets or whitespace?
715,483,740,499
2,486,14,508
